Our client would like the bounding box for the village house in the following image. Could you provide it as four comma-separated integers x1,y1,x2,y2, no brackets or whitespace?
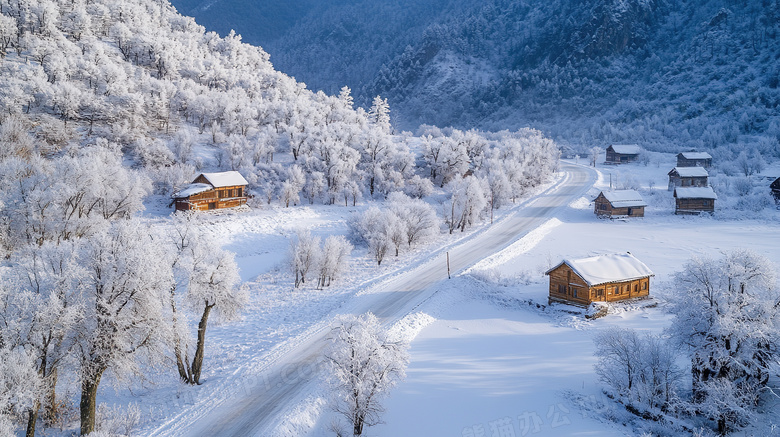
605,144,642,164
771,177,780,203
673,186,717,215
172,171,249,211
676,151,712,169
667,166,709,191
593,190,647,218
545,253,654,307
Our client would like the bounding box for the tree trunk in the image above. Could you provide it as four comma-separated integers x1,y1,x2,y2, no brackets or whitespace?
80,370,104,436
191,303,214,385
26,401,40,437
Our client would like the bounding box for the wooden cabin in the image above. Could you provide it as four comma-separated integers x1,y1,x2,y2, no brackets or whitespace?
667,167,709,191
676,151,712,169
772,177,780,203
673,186,717,215
594,190,647,218
545,253,654,307
605,144,641,164
172,171,249,211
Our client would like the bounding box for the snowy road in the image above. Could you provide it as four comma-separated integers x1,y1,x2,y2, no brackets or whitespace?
155,162,595,437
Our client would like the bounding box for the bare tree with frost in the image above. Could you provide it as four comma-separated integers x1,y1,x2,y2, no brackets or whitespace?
325,313,409,437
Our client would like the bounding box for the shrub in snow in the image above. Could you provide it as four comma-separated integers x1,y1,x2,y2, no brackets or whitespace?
325,313,409,437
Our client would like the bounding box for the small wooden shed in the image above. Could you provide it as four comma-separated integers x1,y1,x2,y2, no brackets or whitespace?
673,186,717,215
676,151,712,169
772,177,780,203
605,144,641,164
667,167,709,191
594,190,647,218
545,253,654,307
172,171,249,211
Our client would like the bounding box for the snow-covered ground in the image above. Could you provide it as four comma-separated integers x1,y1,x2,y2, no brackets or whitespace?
298,157,780,436
111,155,780,437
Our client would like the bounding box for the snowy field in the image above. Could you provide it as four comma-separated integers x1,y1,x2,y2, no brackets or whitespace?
119,155,780,437
296,156,780,437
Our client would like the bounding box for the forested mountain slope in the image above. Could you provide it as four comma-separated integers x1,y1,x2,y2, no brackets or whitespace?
180,0,780,155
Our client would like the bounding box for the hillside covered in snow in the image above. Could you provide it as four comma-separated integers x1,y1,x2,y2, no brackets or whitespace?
175,0,780,155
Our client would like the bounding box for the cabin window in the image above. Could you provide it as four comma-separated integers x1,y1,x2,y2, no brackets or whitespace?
615,286,621,295
703,200,710,206
596,288,604,298
236,188,243,197
567,271,571,284
572,288,578,298
634,284,638,293
599,203,607,211
558,284,565,294
208,202,216,210
642,282,647,290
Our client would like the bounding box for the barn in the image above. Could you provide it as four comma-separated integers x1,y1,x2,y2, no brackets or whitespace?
172,171,249,211
676,151,712,169
605,144,641,164
593,190,647,218
673,186,717,215
545,253,654,307
667,167,709,191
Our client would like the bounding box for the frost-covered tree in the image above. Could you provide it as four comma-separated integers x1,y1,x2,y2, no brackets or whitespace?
325,313,409,437
288,230,321,288
3,242,84,437
317,235,353,288
0,346,41,437
668,249,779,434
74,220,173,435
387,192,439,248
167,213,246,385
594,327,682,411
368,95,391,134
442,176,488,234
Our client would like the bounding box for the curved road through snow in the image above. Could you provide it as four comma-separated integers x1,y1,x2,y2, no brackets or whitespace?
155,162,595,436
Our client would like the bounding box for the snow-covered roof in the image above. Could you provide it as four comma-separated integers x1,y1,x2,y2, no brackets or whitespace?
609,144,641,155
679,151,712,160
674,187,718,200
599,190,647,208
545,253,654,287
199,171,248,188
669,167,709,177
173,183,212,198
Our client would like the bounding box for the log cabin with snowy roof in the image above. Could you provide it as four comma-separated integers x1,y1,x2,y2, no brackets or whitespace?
667,166,709,191
545,253,654,307
593,190,647,218
605,144,641,164
172,171,249,211
673,186,717,215
676,151,712,169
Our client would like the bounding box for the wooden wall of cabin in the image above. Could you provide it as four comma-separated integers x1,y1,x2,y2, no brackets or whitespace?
175,185,247,211
548,264,591,306
675,198,715,214
549,264,651,306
